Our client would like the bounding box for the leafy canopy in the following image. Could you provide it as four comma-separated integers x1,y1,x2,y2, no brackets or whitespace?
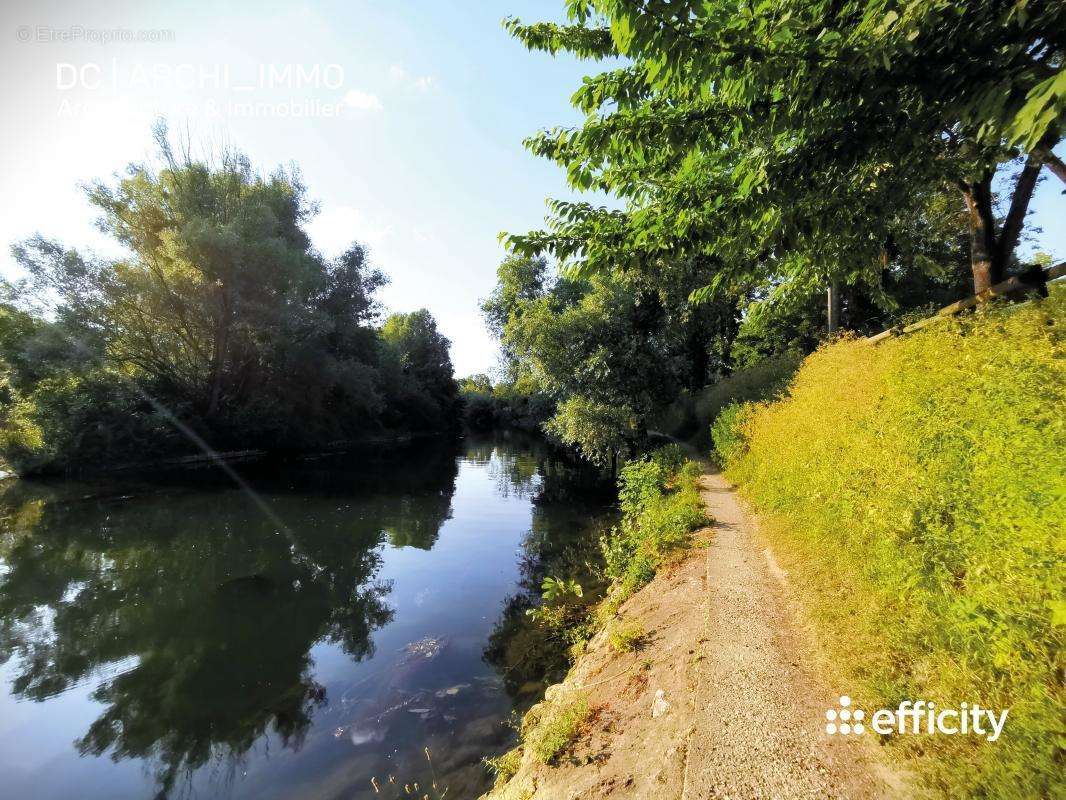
503,0,1064,297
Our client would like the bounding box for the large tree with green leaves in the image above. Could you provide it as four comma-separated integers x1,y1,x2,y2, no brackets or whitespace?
484,253,742,464
379,309,459,431
503,0,1064,304
2,126,457,473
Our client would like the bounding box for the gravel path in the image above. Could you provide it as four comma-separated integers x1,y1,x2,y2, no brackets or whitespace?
679,473,902,799
483,473,906,800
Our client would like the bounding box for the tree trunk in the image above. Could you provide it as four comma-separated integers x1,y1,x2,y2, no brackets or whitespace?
961,151,1049,295
996,153,1044,271
206,289,231,417
961,175,998,293
686,317,709,390
826,282,840,334
843,283,858,330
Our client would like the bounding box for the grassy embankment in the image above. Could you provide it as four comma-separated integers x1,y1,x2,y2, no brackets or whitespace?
712,289,1064,799
485,447,709,788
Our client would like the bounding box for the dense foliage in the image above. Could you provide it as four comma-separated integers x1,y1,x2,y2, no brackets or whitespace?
504,0,1064,296
0,129,457,474
715,289,1065,798
479,244,973,460
600,446,707,601
488,0,1062,461
458,373,554,432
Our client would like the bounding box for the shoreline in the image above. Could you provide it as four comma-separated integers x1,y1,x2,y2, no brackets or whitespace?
5,429,456,480
481,472,906,800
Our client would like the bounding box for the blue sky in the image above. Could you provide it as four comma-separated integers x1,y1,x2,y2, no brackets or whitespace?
2,0,1063,376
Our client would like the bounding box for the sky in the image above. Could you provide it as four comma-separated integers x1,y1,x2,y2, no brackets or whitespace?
1,0,1064,377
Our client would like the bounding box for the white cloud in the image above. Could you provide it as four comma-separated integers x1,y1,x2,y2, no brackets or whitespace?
413,75,435,93
307,205,392,258
388,64,407,82
341,89,383,112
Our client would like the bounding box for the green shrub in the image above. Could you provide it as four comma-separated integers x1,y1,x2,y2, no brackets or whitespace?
602,449,709,595
3,372,187,474
484,747,523,786
616,459,666,519
608,622,645,653
710,401,755,465
648,443,687,475
725,290,1065,799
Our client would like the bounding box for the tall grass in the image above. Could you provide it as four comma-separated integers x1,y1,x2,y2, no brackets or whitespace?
717,290,1065,798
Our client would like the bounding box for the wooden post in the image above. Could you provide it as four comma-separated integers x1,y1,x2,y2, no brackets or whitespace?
827,282,840,335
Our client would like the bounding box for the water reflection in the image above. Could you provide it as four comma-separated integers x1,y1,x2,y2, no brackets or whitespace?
0,436,612,799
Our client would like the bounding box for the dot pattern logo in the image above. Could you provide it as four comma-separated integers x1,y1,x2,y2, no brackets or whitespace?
825,695,865,735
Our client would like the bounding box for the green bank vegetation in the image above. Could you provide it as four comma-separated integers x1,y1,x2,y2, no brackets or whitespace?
480,0,1063,466
524,694,592,765
607,622,645,654
714,289,1065,799
0,125,457,475
486,447,708,785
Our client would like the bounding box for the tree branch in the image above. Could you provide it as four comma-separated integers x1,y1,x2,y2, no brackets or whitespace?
997,154,1043,267
1034,145,1066,185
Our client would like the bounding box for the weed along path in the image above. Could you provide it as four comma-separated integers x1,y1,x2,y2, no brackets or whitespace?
485,472,906,800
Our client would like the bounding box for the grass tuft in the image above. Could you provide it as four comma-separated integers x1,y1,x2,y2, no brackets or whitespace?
526,695,591,764
484,747,523,787
608,622,645,653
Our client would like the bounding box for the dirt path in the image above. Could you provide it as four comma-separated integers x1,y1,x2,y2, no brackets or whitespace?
485,473,907,800
678,473,904,799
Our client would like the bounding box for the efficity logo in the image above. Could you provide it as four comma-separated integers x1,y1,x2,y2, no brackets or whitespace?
824,696,1008,742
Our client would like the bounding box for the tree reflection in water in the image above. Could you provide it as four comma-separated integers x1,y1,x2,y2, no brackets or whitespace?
0,441,459,797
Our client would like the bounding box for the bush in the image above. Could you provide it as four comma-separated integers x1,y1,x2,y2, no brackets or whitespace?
723,290,1065,799
4,372,186,474
602,449,709,597
484,747,523,786
710,401,755,466
648,442,687,475
608,622,645,653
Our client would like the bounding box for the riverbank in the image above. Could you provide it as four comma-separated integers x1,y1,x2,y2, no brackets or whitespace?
0,434,617,800
5,429,453,479
482,473,907,800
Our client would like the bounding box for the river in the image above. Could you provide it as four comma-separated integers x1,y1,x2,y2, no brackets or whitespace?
0,433,615,799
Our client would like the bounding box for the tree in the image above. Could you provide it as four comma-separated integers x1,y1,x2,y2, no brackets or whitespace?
379,309,459,430
502,1,1065,305
2,126,457,473
490,261,680,464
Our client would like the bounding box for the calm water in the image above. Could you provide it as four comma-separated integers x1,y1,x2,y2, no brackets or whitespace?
0,434,613,800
